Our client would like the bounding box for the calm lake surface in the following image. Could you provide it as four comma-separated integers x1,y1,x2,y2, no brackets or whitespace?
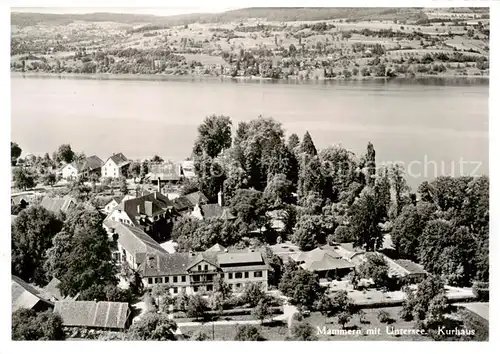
11,74,489,189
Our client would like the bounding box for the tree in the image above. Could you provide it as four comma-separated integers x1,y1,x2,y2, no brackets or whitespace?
151,155,164,163
364,142,376,187
292,214,325,251
358,253,389,288
401,275,445,321
128,162,141,181
12,309,65,340
263,246,283,286
55,144,75,164
287,133,300,152
128,312,178,340
279,267,323,309
11,141,22,166
348,187,384,251
12,167,36,190
186,294,209,321
190,331,210,341
214,277,233,301
44,207,118,297
151,285,172,312
242,282,266,307
228,188,267,229
291,322,316,341
12,206,63,284
263,173,293,208
140,161,149,180
193,114,232,158
252,298,272,324
389,164,410,218
119,177,128,195
392,205,423,260
337,311,353,329
234,325,264,341
300,131,317,156
42,172,57,186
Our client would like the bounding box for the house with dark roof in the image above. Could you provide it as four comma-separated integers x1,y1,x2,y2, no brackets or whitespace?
62,156,104,180
191,191,235,221
138,247,269,295
101,153,131,179
104,219,169,270
40,195,77,214
171,190,209,214
103,195,135,215
291,247,355,280
12,275,54,313
54,301,131,331
104,192,174,242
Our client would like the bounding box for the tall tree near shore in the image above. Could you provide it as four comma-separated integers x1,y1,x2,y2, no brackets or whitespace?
348,187,384,251
193,114,232,159
389,163,410,219
300,131,317,156
365,141,376,187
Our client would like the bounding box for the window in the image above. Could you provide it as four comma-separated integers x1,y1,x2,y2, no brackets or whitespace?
236,283,241,288
207,285,213,291
254,271,262,278
204,265,208,271
165,276,169,283
173,276,178,283
198,265,202,271
206,274,213,281
155,277,161,284
181,276,186,282
235,272,243,279
173,287,178,294
244,272,249,278
193,286,198,293
228,273,233,280
148,278,153,284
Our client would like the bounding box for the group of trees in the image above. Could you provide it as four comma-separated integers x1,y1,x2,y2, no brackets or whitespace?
392,175,489,286
173,114,489,289
11,203,127,302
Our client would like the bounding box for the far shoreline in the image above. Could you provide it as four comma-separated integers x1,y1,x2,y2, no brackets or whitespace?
11,71,490,85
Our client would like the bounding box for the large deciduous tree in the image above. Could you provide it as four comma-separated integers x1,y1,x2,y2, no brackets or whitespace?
12,206,63,284
348,187,383,251
55,144,75,164
44,206,118,297
193,114,232,159
12,167,36,191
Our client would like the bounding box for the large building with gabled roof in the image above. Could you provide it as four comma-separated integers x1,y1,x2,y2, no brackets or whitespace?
137,244,269,295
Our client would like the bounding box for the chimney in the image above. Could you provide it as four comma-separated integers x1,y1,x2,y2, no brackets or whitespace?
218,189,224,207
157,177,161,193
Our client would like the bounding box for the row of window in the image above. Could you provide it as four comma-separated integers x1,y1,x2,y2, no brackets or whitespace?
148,275,187,285
226,271,263,280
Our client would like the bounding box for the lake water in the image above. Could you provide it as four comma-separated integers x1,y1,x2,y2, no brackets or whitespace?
11,74,489,189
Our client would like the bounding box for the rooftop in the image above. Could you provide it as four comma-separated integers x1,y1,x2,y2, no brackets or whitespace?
104,220,168,259
40,196,77,214
54,301,130,329
12,275,52,312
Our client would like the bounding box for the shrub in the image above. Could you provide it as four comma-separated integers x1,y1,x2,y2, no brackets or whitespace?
377,310,393,323
472,282,489,301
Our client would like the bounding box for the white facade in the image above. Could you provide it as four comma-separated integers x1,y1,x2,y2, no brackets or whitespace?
101,158,129,179
62,164,79,180
107,209,135,226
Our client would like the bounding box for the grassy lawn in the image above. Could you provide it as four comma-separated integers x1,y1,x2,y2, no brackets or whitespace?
178,307,430,341
179,320,289,341
303,307,430,341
